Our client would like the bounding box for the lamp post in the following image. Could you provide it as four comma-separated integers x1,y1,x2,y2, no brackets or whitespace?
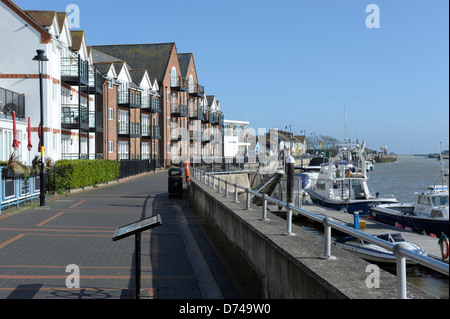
33,49,48,207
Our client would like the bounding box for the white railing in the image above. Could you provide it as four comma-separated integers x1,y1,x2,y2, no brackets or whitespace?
192,167,449,299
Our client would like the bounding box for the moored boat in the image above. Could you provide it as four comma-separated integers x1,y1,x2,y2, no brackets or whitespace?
306,145,397,215
334,233,427,265
370,165,449,236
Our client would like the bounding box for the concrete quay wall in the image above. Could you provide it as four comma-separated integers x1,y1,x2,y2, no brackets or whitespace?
188,179,434,299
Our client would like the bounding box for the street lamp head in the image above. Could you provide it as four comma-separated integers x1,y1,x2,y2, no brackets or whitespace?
33,49,48,62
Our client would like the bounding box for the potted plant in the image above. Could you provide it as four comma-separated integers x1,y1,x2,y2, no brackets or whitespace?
1,153,31,179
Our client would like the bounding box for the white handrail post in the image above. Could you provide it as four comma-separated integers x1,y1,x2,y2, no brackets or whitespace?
261,194,269,221
283,203,295,236
320,217,336,260
218,179,221,193
234,183,239,203
246,188,252,210
225,180,229,197
394,243,408,299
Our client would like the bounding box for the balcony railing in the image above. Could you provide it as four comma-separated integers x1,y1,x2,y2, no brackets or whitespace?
118,89,142,108
189,83,205,97
61,105,89,126
151,97,161,113
61,56,89,84
118,122,141,136
89,111,103,130
189,105,204,120
88,68,103,93
171,76,187,91
152,126,161,139
171,104,188,117
0,87,25,118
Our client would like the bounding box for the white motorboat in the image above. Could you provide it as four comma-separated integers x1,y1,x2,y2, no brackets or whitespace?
306,145,397,215
297,157,329,190
334,233,427,265
371,164,449,236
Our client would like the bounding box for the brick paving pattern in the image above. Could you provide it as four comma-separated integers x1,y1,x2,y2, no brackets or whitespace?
0,171,244,299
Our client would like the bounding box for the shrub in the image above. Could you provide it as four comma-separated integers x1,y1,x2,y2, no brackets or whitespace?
48,159,120,191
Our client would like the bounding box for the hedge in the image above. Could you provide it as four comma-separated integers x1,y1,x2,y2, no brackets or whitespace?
48,159,120,191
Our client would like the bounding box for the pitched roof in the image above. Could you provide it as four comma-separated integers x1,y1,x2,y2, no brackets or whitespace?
56,11,67,31
91,43,176,83
177,53,192,77
90,48,124,64
70,30,85,51
24,10,56,27
94,62,114,76
129,69,147,86
1,0,52,43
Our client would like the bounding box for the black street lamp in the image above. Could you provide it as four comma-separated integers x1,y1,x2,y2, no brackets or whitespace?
33,49,48,206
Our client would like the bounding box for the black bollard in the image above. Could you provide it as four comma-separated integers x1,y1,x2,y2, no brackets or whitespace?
286,156,295,204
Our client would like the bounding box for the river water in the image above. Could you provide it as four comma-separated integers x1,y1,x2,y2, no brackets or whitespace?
367,156,449,299
297,155,449,299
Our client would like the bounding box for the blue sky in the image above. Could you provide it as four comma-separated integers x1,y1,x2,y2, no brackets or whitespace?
15,0,449,154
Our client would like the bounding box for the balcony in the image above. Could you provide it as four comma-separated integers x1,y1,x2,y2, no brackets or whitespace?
61,56,89,86
171,76,187,92
188,83,205,97
171,104,188,117
213,112,224,125
83,68,103,95
0,87,25,118
118,122,141,138
89,111,103,132
142,96,161,113
189,105,204,120
151,97,161,113
61,105,89,130
151,126,161,139
119,89,142,108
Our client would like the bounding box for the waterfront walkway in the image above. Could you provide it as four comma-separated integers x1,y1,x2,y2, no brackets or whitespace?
0,171,247,299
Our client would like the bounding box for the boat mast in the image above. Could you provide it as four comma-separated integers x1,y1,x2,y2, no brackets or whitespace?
344,104,349,145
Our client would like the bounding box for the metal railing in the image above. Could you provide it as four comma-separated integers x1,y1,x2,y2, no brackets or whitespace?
191,167,449,299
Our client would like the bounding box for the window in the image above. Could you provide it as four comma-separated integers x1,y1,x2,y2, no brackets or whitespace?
119,110,129,134
118,141,128,160
0,130,13,162
108,141,114,153
170,67,177,87
188,75,194,93
53,133,57,152
53,82,58,102
141,114,149,136
108,108,114,120
142,142,149,160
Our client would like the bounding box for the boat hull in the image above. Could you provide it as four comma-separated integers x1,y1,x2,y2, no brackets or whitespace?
307,189,397,215
370,205,449,236
334,242,418,265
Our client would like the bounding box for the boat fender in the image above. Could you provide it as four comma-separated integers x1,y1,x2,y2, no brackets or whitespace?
395,222,404,229
438,235,449,260
430,233,437,238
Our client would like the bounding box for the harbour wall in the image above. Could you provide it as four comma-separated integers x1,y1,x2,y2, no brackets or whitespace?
188,177,434,299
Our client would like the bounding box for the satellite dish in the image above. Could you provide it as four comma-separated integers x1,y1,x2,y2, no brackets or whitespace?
1,103,18,116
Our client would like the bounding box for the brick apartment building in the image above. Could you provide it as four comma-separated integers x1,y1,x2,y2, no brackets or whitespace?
0,0,224,168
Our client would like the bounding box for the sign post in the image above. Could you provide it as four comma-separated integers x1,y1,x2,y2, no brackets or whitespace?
112,214,162,299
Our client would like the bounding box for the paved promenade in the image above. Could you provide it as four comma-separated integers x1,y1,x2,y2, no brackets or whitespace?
0,171,246,299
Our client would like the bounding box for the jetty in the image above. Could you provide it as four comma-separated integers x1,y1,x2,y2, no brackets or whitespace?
293,203,446,262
